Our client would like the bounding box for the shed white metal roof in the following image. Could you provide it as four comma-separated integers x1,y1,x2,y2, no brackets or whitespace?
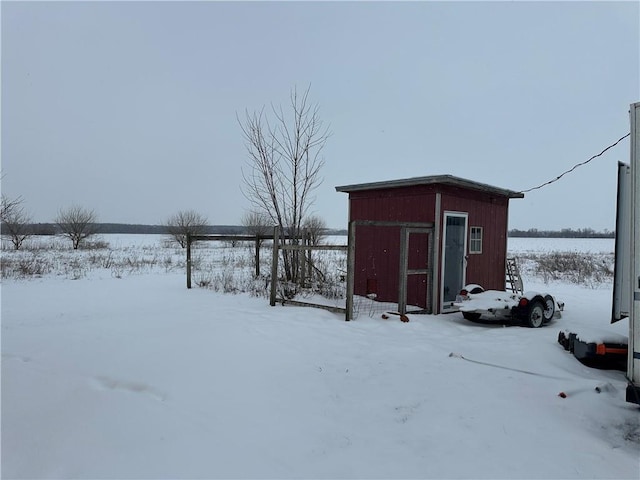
335,174,525,199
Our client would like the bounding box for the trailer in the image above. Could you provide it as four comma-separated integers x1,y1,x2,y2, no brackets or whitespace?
454,284,562,328
556,162,632,374
621,102,640,404
597,103,640,404
558,103,640,405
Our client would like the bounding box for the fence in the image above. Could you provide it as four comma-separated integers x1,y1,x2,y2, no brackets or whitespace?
185,233,275,289
268,227,348,314
185,223,432,322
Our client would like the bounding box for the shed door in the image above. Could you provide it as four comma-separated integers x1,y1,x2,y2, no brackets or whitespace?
398,228,432,313
441,212,468,311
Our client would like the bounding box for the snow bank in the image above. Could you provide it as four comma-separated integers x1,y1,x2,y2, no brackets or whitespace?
1,236,638,478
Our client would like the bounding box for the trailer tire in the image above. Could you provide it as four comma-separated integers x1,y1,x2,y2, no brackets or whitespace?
543,295,555,322
462,311,482,322
527,300,545,328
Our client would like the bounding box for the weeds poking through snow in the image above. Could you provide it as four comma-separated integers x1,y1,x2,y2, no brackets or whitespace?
1,236,177,280
2,236,614,295
516,251,613,288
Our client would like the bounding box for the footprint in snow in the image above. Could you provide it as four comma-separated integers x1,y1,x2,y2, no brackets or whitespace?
2,353,32,363
90,376,166,402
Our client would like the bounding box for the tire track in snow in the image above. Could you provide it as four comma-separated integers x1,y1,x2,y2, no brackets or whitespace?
89,375,167,402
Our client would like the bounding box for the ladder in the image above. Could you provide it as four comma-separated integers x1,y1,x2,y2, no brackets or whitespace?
506,257,524,294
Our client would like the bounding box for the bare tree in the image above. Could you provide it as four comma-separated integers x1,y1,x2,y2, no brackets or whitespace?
55,206,98,249
1,195,32,250
165,210,208,248
242,210,272,243
239,86,330,282
303,214,327,246
1,194,20,220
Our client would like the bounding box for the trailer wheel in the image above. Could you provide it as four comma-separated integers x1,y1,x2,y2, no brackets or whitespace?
543,295,555,322
527,300,545,328
462,311,482,322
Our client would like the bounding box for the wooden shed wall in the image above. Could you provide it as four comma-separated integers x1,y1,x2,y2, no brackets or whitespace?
352,224,402,305
438,185,509,293
347,183,511,311
348,185,437,308
348,184,438,222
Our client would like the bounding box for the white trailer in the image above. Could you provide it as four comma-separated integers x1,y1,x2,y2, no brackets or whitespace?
626,102,640,403
613,102,640,404
455,286,562,328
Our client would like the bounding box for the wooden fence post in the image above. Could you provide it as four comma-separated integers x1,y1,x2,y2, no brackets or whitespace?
300,230,307,288
270,226,279,306
186,234,192,289
306,229,312,279
255,238,260,278
346,221,355,321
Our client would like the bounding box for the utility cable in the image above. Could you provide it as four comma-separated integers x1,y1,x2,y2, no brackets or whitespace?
519,133,630,194
449,352,570,380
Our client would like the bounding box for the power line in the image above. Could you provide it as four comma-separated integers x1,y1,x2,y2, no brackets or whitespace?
519,133,631,194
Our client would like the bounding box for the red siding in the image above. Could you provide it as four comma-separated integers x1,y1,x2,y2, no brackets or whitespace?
349,185,438,222
353,224,401,304
439,185,509,292
347,183,512,312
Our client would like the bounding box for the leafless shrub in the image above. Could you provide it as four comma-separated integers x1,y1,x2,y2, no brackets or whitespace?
63,258,87,280
80,239,110,250
210,269,237,294
195,273,213,288
101,251,114,269
248,275,271,298
1,254,54,278
303,215,327,246
19,237,69,251
242,210,273,251
1,195,33,250
311,254,346,299
162,255,174,272
164,210,208,248
55,206,98,250
111,265,124,279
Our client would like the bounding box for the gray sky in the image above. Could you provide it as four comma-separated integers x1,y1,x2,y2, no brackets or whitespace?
2,1,638,230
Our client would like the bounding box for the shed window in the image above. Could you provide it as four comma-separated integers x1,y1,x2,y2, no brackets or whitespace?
469,227,483,254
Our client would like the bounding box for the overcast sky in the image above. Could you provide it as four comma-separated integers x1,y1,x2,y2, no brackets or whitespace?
2,1,638,230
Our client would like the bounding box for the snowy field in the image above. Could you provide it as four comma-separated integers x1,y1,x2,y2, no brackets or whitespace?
508,236,615,255
2,235,639,479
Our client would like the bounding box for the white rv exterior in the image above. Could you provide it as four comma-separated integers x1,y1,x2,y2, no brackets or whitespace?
629,102,640,402
613,162,631,322
612,103,640,404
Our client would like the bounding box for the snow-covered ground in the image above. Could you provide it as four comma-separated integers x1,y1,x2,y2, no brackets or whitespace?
2,235,638,479
508,236,615,255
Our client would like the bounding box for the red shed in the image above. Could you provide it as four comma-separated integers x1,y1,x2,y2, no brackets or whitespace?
335,175,524,317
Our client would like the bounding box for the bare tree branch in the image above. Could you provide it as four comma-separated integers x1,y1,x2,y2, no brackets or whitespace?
242,210,273,239
239,86,330,283
1,195,32,250
303,214,327,246
165,210,208,248
55,206,98,250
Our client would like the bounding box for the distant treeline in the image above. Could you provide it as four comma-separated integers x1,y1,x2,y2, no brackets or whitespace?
1,223,349,236
508,228,614,238
1,223,612,238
